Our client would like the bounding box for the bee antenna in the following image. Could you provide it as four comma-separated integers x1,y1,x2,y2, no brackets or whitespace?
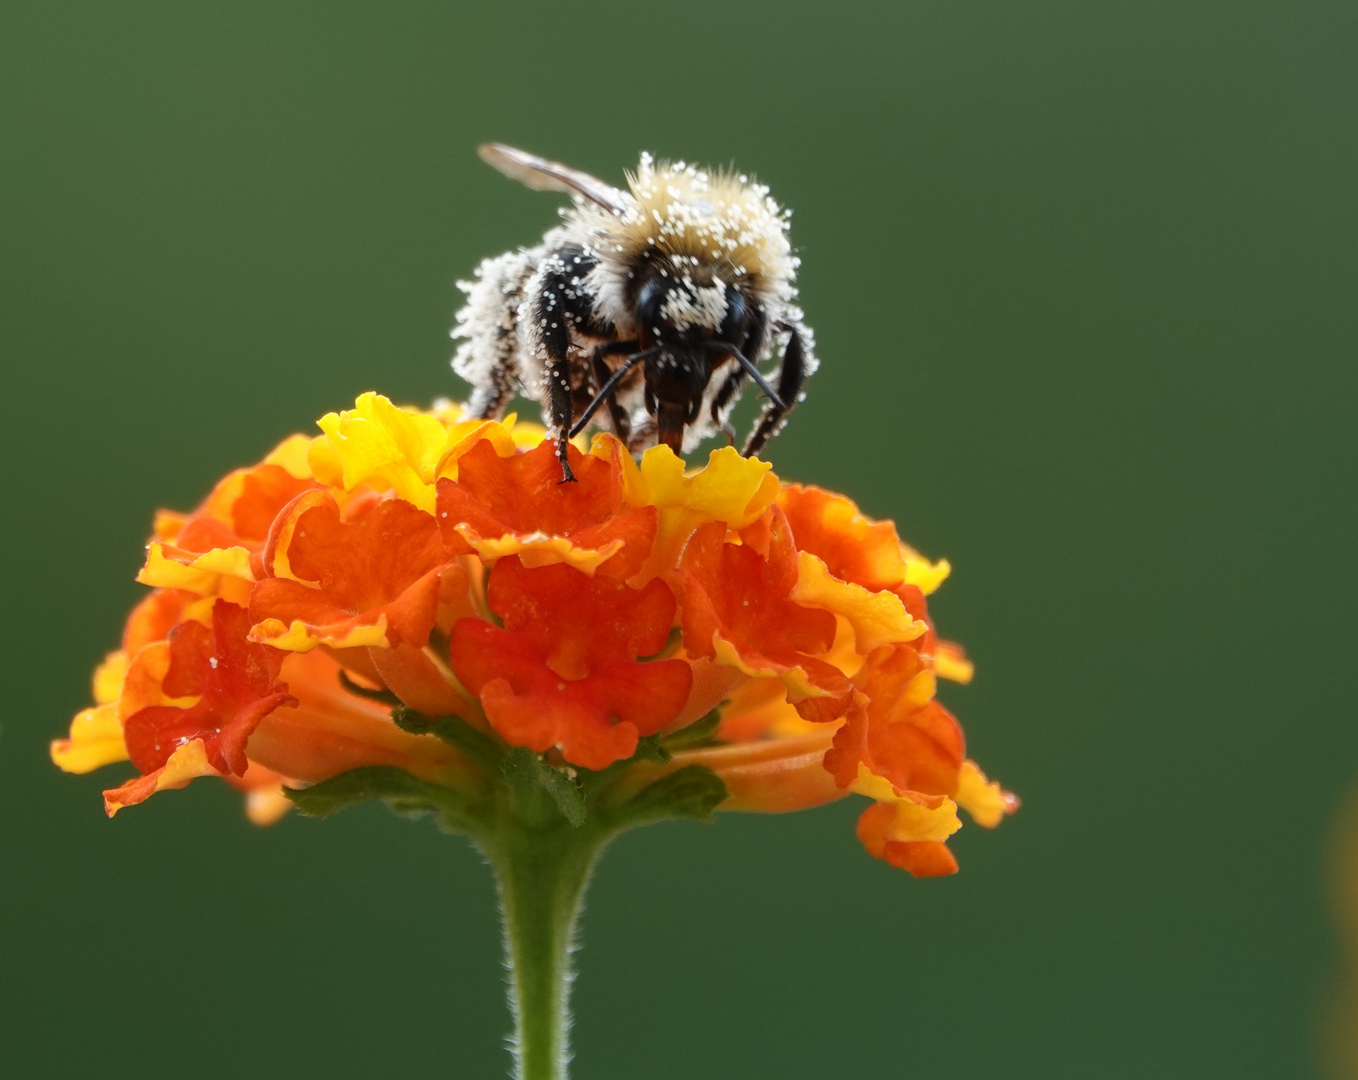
704,343,787,411
569,346,662,438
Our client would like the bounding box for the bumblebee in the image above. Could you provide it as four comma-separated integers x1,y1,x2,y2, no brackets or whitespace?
452,145,818,481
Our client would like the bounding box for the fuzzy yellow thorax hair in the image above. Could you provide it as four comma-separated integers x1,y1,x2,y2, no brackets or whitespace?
574,153,797,295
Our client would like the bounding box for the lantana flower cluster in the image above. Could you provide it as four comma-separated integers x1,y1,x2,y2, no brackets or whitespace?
54,393,1015,875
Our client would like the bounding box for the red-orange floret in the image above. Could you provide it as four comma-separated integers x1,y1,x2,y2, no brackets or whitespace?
122,600,297,778
677,508,851,719
250,490,454,650
777,484,910,592
165,461,317,576
856,802,960,878
823,645,965,798
215,463,318,544
779,484,949,663
122,589,194,656
436,439,657,579
449,557,692,770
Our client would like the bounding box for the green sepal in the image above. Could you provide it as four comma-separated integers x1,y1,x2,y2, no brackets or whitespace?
284,765,479,832
575,733,669,800
503,748,587,828
391,705,504,776
631,733,671,765
660,708,723,751
611,764,729,827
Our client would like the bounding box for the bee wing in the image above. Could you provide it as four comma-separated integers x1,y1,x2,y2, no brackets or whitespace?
478,143,629,216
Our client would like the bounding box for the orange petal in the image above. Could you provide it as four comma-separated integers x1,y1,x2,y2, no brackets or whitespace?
244,649,480,787
855,802,961,877
788,551,927,653
252,491,454,652
674,728,844,813
122,601,297,779
436,439,657,579
822,647,964,796
368,641,475,719
449,559,693,769
103,739,219,816
679,513,850,712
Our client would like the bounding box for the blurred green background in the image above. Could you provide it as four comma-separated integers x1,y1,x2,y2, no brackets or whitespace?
2,2,1354,1077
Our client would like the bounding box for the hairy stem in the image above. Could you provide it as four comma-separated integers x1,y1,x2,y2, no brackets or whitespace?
484,824,607,1080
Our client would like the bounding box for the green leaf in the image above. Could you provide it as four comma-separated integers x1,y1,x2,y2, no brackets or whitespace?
502,748,587,828
285,766,476,831
391,705,503,774
614,764,729,827
661,708,723,751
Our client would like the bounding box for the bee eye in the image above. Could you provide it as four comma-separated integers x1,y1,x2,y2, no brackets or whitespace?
635,277,668,336
719,287,748,343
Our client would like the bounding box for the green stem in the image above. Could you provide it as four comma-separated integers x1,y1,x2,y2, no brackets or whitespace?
484,823,608,1080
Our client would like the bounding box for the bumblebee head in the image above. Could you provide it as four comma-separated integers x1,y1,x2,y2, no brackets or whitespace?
635,269,750,347
633,272,755,452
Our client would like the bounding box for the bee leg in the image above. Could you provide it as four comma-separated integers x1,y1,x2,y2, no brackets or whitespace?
743,327,810,458
590,341,638,443
543,350,577,483
533,285,578,482
533,246,618,482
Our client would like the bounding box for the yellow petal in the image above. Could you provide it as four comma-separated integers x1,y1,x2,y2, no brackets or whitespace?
248,614,390,652
710,633,830,703
152,509,187,543
456,527,624,576
615,440,781,580
882,795,962,843
92,650,128,705
955,760,1018,828
51,704,128,774
263,433,319,479
507,419,549,449
430,400,548,451
902,548,951,596
635,443,779,525
904,669,937,708
933,640,974,684
429,397,466,425
117,640,201,721
851,765,962,842
310,392,451,512
435,419,521,480
306,436,344,489
137,542,254,595
789,552,927,653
